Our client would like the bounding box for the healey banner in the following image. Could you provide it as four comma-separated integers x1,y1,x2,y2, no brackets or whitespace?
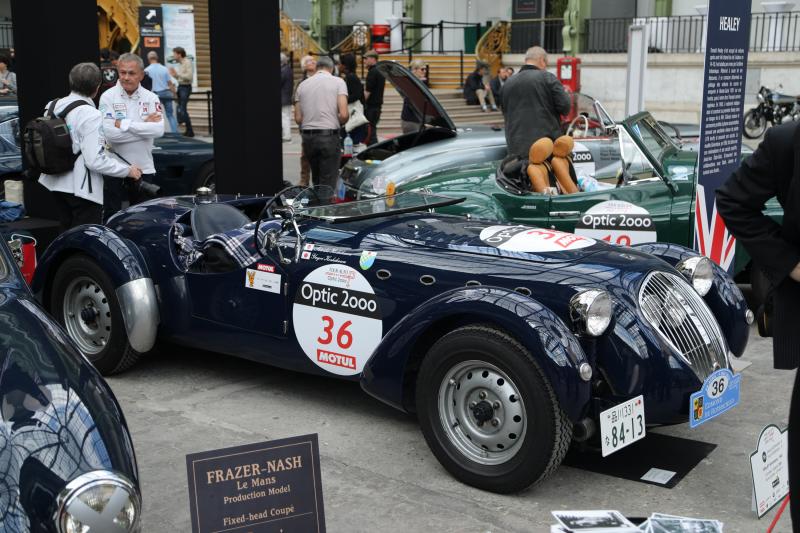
694,0,751,271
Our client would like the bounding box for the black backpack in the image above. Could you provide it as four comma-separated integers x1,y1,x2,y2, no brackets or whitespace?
22,99,90,175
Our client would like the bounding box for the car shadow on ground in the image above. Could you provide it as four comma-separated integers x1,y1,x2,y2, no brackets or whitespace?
120,340,415,425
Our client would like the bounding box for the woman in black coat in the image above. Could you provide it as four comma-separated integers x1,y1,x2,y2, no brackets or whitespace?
338,54,368,145
716,120,800,530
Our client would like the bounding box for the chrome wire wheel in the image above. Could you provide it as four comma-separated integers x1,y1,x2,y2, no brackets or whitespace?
438,360,527,466
62,276,113,357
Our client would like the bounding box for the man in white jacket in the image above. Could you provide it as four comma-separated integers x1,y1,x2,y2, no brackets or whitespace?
99,52,164,221
38,62,141,232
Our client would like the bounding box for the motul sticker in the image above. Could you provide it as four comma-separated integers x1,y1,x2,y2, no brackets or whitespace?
574,201,657,246
244,269,281,294
479,226,595,252
293,264,382,376
256,263,276,273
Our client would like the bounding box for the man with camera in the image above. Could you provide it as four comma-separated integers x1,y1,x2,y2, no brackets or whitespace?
99,52,164,222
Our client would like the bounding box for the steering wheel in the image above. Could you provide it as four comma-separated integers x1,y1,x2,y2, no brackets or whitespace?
254,185,306,256
566,114,590,138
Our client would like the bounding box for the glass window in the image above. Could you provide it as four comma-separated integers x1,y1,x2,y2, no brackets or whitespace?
0,117,20,155
618,126,657,182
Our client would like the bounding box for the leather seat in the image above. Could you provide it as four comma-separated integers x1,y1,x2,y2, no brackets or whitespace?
190,203,251,241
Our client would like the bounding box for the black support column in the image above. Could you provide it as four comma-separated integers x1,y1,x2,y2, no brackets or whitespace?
208,0,282,195
11,0,99,219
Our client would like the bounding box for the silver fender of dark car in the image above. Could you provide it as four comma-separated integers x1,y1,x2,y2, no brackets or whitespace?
116,277,159,353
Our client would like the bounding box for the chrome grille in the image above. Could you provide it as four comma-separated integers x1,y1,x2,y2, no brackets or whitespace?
638,271,728,381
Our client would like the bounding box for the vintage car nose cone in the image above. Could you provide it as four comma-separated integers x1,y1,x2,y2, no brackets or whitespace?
472,400,494,423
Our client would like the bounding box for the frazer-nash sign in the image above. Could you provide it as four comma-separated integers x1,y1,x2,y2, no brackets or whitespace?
186,434,325,532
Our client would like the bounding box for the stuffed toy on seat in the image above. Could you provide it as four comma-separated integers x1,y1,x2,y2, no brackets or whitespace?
551,135,580,195
526,138,554,193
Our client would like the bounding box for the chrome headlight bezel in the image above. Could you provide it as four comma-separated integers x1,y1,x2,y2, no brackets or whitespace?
676,256,714,296
55,470,141,533
570,289,613,337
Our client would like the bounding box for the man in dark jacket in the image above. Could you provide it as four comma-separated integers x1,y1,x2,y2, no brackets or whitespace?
716,121,800,530
463,62,497,112
363,50,384,146
281,52,293,142
502,46,570,159
490,67,511,109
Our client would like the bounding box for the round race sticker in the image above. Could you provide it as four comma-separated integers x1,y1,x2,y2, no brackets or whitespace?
479,225,596,252
293,264,382,376
574,200,657,246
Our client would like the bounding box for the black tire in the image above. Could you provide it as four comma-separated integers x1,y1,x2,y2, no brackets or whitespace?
50,255,142,375
192,160,215,193
415,324,572,493
750,265,770,313
743,109,767,139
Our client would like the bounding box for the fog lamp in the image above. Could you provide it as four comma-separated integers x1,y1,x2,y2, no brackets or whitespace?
570,289,613,336
676,256,714,296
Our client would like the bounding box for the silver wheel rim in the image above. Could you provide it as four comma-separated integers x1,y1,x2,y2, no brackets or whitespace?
62,276,112,357
438,360,527,466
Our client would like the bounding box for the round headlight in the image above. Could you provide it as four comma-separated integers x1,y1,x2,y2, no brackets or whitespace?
676,256,714,296
570,289,613,336
56,471,141,533
757,92,765,103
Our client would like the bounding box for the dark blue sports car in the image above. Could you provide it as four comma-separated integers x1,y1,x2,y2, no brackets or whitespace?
0,105,214,196
1,235,140,531
31,187,750,493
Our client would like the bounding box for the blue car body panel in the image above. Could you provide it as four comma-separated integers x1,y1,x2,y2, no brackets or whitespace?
35,194,750,428
0,237,138,531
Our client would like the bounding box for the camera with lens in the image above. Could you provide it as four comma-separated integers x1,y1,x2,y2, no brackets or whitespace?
126,177,162,199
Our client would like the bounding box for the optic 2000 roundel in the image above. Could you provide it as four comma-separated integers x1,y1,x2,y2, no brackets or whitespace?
293,264,383,376
479,225,596,252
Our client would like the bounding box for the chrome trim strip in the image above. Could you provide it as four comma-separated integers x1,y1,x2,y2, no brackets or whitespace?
116,278,159,353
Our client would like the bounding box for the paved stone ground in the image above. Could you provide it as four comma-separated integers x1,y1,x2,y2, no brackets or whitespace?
108,321,793,532
111,134,792,532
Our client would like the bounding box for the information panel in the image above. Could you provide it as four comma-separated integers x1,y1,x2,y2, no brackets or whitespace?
694,0,751,271
186,434,326,532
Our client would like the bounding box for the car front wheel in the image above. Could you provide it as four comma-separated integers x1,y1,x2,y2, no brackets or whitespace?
415,324,572,493
50,255,142,375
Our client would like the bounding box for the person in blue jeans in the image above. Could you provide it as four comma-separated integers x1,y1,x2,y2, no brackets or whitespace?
144,51,178,133
170,46,194,137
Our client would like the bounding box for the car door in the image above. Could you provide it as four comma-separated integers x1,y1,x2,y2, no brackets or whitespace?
548,123,676,245
185,247,289,339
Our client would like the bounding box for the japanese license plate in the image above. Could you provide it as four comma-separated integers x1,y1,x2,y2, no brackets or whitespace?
600,395,646,457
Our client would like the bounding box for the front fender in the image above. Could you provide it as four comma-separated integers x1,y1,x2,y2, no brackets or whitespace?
632,242,750,357
31,224,159,354
360,286,591,422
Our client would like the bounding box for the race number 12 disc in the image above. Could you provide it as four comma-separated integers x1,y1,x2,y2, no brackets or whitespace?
293,264,383,376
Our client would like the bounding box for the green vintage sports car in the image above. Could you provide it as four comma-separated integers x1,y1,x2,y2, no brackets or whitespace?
347,108,778,290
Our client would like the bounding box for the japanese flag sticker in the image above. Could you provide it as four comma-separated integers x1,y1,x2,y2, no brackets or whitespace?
293,264,382,376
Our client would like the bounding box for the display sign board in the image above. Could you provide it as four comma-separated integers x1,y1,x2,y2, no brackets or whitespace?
694,0,751,271
138,6,164,63
625,25,648,117
186,434,326,532
163,3,198,88
750,424,789,518
689,368,741,428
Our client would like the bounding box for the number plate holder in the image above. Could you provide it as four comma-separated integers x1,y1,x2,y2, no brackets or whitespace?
599,395,646,457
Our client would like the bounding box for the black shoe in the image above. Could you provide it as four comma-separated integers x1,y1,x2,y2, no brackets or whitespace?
184,130,195,137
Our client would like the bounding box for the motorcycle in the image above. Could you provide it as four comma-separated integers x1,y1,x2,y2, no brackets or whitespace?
743,85,800,139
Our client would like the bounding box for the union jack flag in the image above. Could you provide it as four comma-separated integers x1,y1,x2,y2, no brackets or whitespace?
694,183,736,272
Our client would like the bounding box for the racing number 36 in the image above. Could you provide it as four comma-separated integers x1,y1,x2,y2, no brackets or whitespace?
318,316,353,349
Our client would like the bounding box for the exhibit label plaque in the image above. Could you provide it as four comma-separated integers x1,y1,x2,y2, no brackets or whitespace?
750,424,789,518
186,434,325,532
694,0,751,271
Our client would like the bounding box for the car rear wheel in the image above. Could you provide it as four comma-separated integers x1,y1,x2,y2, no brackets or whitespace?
193,161,215,193
415,324,571,493
50,255,142,375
